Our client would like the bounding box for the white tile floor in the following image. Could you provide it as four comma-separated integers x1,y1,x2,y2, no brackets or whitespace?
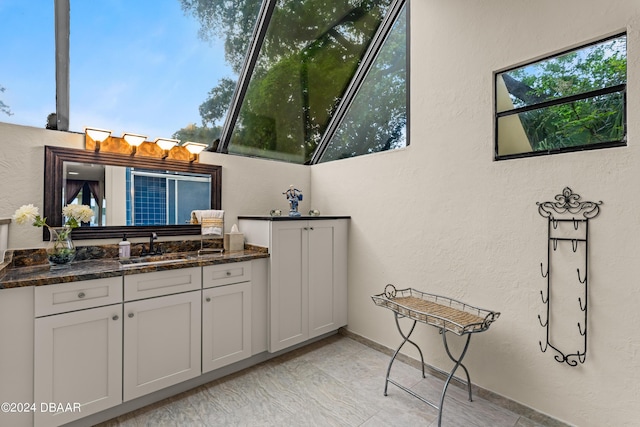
97,335,564,427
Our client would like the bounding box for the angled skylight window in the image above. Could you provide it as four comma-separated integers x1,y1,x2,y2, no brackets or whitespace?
17,0,407,165
225,0,395,164
319,3,407,163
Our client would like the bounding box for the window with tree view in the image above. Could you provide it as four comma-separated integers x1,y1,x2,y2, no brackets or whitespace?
319,3,407,163
495,34,627,160
225,0,402,164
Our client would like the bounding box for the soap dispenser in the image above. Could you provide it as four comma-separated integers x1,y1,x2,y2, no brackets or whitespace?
119,234,131,259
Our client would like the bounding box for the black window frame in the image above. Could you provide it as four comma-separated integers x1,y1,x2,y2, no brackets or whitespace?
494,33,627,161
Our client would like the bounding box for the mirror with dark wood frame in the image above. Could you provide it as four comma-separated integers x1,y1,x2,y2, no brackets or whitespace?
44,146,222,240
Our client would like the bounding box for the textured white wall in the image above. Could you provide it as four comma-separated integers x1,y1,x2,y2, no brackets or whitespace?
312,1,640,425
0,123,309,249
1,1,639,424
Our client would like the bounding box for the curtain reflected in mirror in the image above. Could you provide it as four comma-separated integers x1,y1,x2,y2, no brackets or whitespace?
45,146,222,239
64,162,106,225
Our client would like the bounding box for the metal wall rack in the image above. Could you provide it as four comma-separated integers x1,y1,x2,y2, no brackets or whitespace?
537,187,602,366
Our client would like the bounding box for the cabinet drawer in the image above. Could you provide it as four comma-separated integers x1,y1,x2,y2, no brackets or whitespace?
124,267,201,301
203,262,251,289
35,276,123,317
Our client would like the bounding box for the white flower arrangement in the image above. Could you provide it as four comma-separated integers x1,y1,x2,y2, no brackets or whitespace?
13,203,94,265
62,204,94,227
14,203,93,230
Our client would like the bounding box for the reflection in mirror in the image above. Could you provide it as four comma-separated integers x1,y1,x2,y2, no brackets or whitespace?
63,162,212,227
45,146,222,240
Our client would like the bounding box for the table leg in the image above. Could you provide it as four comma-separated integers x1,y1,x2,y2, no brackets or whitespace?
384,313,426,396
437,330,473,426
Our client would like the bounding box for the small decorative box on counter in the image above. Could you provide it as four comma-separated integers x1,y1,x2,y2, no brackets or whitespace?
224,224,245,252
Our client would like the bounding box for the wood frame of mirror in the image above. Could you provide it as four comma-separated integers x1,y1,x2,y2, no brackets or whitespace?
44,145,222,240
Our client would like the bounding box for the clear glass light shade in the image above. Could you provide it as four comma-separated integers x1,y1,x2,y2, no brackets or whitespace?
183,141,207,154
154,138,180,151
123,133,147,147
84,127,112,143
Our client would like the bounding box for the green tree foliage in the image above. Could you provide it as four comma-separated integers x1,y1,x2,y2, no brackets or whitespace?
180,0,397,162
231,0,394,163
0,85,12,116
179,0,261,145
172,122,221,147
503,37,626,151
322,6,406,161
199,77,236,127
179,0,260,132
180,0,261,74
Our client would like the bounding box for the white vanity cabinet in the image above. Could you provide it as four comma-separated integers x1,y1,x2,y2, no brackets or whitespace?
202,262,252,372
239,217,349,353
33,277,123,427
123,267,202,401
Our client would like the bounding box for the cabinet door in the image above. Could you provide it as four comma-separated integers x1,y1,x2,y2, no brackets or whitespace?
123,291,201,401
308,220,348,338
269,221,308,352
34,305,122,427
202,282,251,372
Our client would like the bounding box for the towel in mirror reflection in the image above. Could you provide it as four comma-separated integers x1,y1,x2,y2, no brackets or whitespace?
191,210,224,236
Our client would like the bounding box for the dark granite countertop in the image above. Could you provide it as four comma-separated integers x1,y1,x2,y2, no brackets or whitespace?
238,215,350,221
0,247,269,289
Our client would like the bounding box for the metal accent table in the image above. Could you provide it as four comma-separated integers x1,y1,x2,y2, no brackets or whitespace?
372,285,500,426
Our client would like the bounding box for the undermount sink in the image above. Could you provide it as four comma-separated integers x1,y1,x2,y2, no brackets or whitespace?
119,254,197,267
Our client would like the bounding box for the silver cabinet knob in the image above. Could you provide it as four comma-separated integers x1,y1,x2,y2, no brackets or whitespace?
206,297,211,302
226,271,231,276
77,292,86,299
112,315,119,321
128,313,134,318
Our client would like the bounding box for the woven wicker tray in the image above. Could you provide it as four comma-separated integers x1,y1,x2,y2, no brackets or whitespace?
372,285,500,335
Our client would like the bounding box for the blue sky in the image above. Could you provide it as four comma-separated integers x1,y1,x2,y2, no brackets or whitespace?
1,0,231,139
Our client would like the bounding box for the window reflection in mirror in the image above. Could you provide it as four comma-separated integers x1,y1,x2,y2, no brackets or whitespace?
128,169,211,226
63,162,212,227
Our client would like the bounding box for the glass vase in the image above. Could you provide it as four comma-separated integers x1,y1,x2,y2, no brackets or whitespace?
46,226,76,267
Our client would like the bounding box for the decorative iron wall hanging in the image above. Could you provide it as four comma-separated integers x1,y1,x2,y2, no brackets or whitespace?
537,187,602,366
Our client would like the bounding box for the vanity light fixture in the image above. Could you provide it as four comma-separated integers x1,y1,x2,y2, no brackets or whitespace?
154,138,180,158
84,127,112,152
183,141,208,162
122,133,147,155
84,127,204,162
